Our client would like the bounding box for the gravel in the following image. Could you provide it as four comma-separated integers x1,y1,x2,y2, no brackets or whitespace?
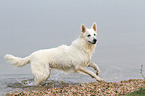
5,79,145,96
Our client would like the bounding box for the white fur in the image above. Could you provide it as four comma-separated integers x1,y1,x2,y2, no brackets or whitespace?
4,22,103,86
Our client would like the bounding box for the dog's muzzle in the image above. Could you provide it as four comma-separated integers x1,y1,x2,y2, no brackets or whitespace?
88,39,97,44
93,39,97,44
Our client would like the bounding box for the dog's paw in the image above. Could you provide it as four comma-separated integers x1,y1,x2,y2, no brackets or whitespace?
97,78,104,82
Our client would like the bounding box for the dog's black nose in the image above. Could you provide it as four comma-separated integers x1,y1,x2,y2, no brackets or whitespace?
93,39,97,43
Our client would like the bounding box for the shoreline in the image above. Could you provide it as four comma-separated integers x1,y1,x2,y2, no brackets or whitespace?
5,79,145,96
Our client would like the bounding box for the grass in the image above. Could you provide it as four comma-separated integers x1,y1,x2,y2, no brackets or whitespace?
125,88,145,96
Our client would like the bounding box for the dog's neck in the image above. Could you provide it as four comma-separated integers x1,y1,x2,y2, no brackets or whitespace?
72,36,96,59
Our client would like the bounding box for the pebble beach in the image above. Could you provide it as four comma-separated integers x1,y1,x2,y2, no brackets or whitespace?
5,79,145,96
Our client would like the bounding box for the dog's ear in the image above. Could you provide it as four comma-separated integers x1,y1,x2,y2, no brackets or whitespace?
92,22,97,31
81,24,86,33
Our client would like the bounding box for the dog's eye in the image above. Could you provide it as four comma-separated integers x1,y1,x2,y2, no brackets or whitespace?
87,34,91,37
94,34,96,36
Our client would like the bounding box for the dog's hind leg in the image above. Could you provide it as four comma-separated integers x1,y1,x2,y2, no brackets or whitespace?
76,67,103,82
30,62,50,86
88,62,100,76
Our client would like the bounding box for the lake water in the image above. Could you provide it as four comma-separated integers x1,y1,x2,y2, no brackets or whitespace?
0,0,145,95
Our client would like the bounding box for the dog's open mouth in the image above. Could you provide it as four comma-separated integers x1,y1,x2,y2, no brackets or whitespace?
88,41,96,44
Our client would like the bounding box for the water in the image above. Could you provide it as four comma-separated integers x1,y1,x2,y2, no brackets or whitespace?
0,0,145,95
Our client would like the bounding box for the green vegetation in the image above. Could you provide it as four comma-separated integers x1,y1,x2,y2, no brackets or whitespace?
125,88,145,96
140,65,145,79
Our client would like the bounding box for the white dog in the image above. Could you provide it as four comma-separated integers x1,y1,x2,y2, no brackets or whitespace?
4,22,103,86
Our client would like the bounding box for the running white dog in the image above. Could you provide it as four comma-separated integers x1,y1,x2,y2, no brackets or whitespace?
4,22,103,86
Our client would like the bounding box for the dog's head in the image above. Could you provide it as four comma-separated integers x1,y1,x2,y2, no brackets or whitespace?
81,22,97,44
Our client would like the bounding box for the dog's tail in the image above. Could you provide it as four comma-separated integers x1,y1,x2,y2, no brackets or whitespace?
4,54,31,67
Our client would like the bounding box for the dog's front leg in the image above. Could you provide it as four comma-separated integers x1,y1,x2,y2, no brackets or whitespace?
76,67,103,82
88,62,100,76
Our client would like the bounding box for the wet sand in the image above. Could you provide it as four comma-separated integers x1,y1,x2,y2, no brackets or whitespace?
5,79,145,96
